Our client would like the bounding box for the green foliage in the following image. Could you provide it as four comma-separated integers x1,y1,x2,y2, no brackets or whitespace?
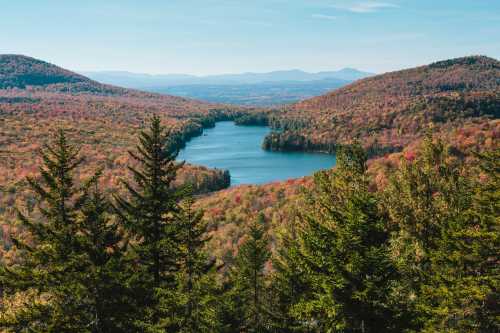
384,135,499,332
226,213,272,332
77,176,136,332
171,190,220,333
269,217,312,332
0,130,132,332
114,115,185,330
294,144,406,332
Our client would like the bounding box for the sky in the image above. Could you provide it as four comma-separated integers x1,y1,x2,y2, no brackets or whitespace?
1,0,499,75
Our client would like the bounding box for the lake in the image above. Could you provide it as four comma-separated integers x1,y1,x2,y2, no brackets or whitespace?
177,121,336,186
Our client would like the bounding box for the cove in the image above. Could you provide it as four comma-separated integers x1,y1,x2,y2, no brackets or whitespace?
177,121,336,186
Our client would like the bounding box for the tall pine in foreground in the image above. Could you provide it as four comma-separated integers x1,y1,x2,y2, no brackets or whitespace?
228,213,272,332
77,175,135,332
0,130,88,331
0,130,132,332
385,136,499,332
114,115,184,331
269,216,311,332
171,190,220,332
295,144,406,332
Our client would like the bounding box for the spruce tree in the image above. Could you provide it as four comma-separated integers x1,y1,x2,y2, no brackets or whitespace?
385,136,499,332
229,213,272,333
470,149,500,332
295,144,404,332
171,189,220,332
114,115,184,330
269,218,311,332
77,175,135,332
0,131,135,332
0,130,94,331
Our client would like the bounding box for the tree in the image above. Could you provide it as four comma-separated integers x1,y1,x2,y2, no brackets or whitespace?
295,144,404,332
0,131,135,332
385,136,499,332
77,174,136,332
0,130,90,331
228,213,272,332
269,217,311,332
167,188,220,332
114,115,184,331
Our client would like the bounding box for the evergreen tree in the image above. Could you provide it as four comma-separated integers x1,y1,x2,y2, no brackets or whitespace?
295,144,404,332
229,213,272,333
0,131,135,332
0,130,89,331
166,188,220,332
114,115,184,331
470,149,500,332
385,136,499,332
269,218,311,332
77,175,136,332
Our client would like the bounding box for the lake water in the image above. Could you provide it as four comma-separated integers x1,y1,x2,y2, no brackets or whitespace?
177,121,336,185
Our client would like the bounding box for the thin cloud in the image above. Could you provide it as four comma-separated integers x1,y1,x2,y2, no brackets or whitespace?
331,2,399,13
312,14,337,20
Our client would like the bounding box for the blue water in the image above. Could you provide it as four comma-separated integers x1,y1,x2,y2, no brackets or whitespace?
177,121,336,186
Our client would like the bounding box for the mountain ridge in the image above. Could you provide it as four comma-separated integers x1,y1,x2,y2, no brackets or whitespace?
82,68,373,87
263,55,499,155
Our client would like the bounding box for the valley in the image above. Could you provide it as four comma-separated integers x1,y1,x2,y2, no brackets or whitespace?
0,53,498,332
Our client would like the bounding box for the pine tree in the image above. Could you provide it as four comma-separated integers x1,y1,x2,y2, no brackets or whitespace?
470,149,500,332
269,218,311,332
385,136,499,332
295,144,404,332
114,115,184,330
171,189,220,332
77,175,136,332
229,213,272,333
0,130,93,331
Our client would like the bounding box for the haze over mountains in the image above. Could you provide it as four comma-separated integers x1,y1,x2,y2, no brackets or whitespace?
83,68,373,106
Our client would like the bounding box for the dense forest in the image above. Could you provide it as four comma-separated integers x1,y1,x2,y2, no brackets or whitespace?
262,56,499,156
0,55,267,236
0,55,499,332
0,117,498,332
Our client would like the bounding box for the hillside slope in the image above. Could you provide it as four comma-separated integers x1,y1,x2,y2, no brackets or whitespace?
0,55,253,236
264,56,499,155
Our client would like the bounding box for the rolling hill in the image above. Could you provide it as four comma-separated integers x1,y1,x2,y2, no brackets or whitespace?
263,55,499,155
1,54,499,264
0,55,256,240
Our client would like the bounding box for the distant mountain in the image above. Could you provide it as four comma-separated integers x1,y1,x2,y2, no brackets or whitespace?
82,68,373,88
82,68,373,106
151,78,351,106
264,55,500,155
0,54,203,103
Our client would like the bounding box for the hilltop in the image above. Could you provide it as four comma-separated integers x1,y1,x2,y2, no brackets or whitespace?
264,55,499,155
0,54,90,88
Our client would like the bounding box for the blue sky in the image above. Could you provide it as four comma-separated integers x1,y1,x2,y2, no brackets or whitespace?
1,0,499,75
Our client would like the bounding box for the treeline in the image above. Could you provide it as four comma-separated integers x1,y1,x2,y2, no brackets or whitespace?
1,117,498,332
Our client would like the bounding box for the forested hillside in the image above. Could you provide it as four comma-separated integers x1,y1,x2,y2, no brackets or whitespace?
0,55,260,243
264,56,499,156
0,55,498,332
1,118,497,332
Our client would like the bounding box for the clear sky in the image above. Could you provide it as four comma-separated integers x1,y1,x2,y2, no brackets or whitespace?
1,0,499,75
